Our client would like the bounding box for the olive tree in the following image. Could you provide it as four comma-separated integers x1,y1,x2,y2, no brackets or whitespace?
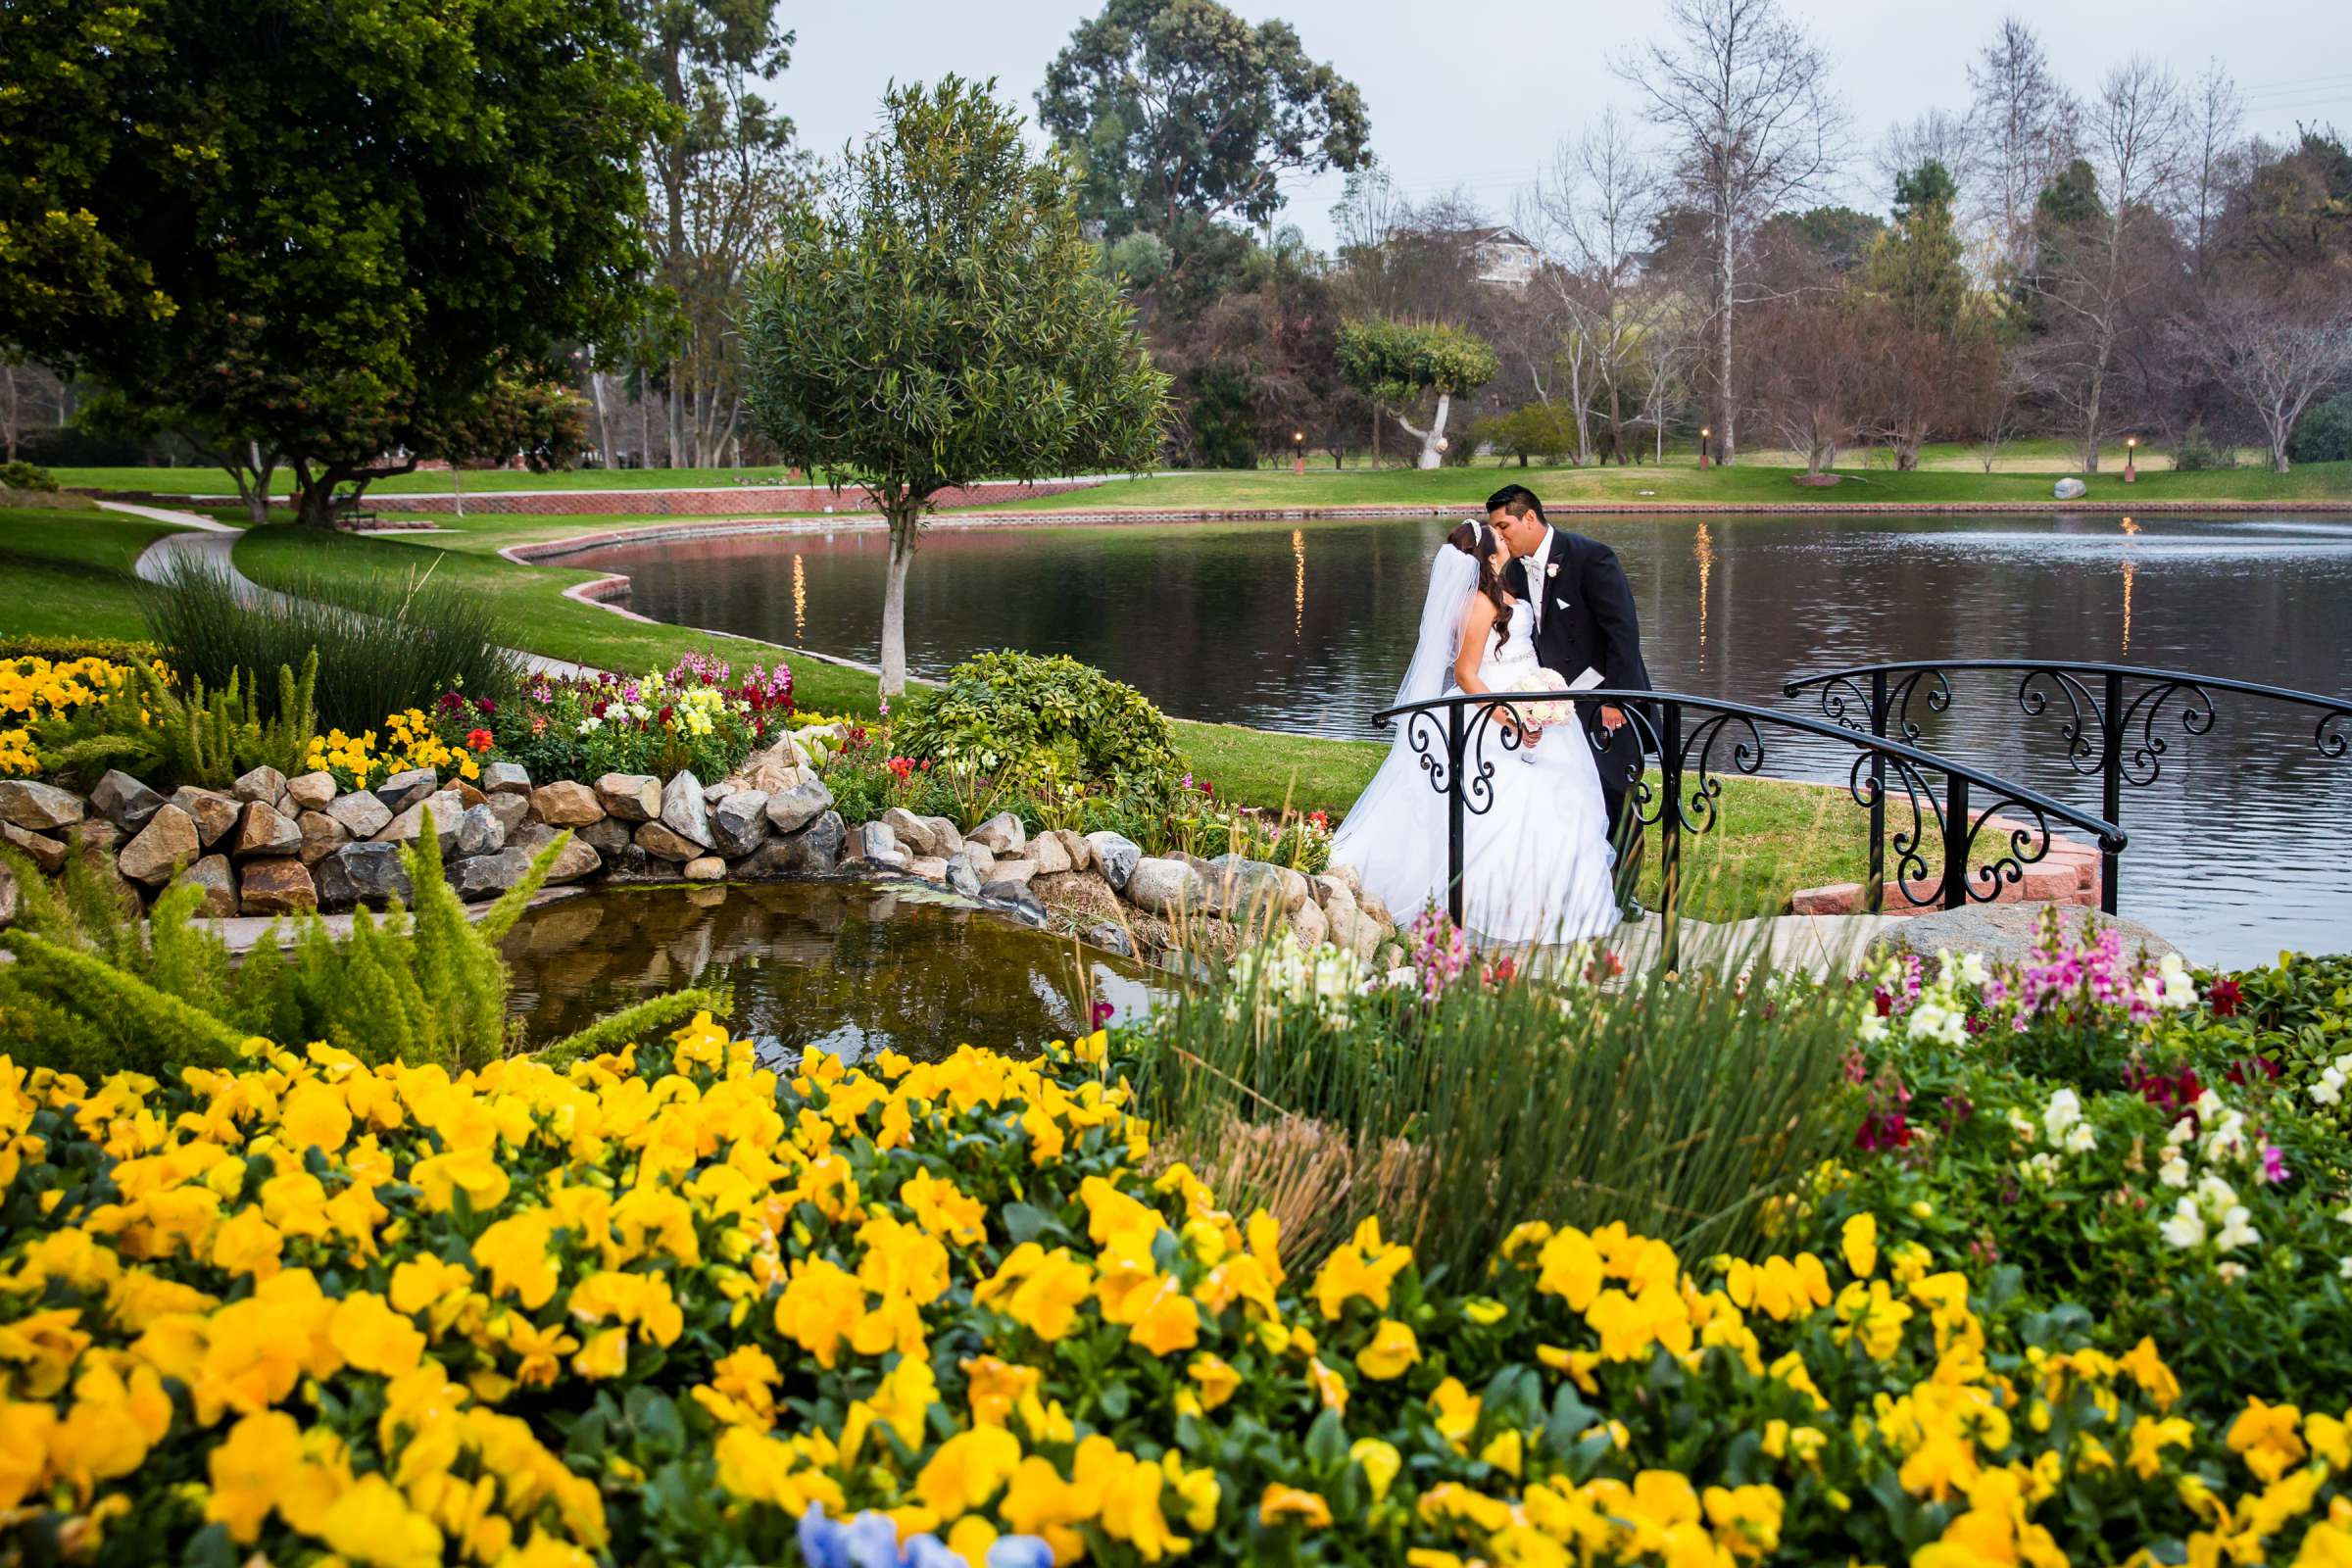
1334,318,1498,468
742,77,1168,695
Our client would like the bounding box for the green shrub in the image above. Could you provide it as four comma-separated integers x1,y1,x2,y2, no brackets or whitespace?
895,650,1186,804
34,649,320,790
1473,402,1579,466
0,460,59,491
2168,418,2238,470
2288,390,2352,465
0,633,165,664
140,554,520,732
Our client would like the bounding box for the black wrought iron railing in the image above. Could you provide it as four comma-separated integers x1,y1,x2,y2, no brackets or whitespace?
1372,688,2127,968
1783,662,2352,916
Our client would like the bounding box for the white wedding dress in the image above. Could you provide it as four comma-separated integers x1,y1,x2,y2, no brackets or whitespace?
1331,542,1620,948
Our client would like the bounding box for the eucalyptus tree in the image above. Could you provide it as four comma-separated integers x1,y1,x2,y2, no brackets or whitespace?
742,79,1168,696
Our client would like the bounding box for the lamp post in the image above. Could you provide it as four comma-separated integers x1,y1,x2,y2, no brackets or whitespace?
1698,426,1713,470
1293,430,1306,476
2123,435,2138,484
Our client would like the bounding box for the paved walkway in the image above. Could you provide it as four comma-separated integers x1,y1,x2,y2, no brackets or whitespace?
110,501,600,680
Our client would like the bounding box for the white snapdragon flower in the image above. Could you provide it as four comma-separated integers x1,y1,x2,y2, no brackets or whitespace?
576,716,603,735
2312,1054,2351,1106
2159,1199,2207,1250
2166,1116,2196,1149
2021,1152,2061,1187
1954,952,1990,988
2042,1089,2083,1146
2154,952,2199,1009
2340,1257,2352,1281
2201,1109,2251,1166
1907,1001,1967,1049
2005,1108,2038,1144
2194,1173,2240,1215
2213,1206,2261,1252
1857,1009,1889,1046
2158,1153,2191,1189
2064,1122,2098,1154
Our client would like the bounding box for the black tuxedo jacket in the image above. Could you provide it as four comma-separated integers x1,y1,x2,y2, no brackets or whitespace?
1505,528,1652,815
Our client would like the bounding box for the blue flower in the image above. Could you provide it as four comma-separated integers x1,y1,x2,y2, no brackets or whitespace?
984,1538,1056,1568
798,1505,1054,1568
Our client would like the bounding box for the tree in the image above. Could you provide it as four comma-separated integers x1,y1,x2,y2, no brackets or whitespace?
1335,319,1498,468
1526,110,1665,465
0,0,667,527
2184,59,2245,279
1620,0,1848,466
1741,296,1873,473
742,78,1168,696
1863,161,1976,467
1963,19,2080,278
2185,292,2352,472
1038,0,1370,248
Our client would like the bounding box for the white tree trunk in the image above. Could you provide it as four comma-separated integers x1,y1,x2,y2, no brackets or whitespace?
1396,392,1453,468
879,513,918,696
1567,343,1592,467
1717,215,1738,466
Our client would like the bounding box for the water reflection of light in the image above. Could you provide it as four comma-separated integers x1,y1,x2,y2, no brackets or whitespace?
792,554,807,641
2120,515,2140,535
2121,560,2135,652
1692,522,1715,659
1292,529,1306,637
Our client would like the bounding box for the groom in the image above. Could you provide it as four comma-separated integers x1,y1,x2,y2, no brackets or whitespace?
1487,483,1653,907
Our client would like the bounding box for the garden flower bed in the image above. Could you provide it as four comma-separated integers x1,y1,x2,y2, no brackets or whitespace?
4,1004,2350,1567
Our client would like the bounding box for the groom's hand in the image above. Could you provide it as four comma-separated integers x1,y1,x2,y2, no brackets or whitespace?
1600,705,1627,732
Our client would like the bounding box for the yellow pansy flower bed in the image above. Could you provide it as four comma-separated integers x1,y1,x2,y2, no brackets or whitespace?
0,656,170,778
308,708,481,792
1,1018,2348,1567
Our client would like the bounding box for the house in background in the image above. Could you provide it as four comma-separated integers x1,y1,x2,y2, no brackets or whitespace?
1451,225,1540,290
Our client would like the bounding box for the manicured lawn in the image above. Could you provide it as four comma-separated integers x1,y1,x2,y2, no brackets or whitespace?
0,506,191,640
56,465,839,496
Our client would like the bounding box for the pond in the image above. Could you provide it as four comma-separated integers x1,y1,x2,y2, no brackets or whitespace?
569,512,2352,966
500,882,1165,1064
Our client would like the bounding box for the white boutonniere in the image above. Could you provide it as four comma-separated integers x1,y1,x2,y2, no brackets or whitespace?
1545,562,1561,578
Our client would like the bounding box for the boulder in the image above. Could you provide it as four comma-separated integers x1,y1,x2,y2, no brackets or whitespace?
847,820,907,869
764,778,834,835
906,855,950,883
230,765,290,809
1031,870,1122,923
453,779,488,810
296,810,351,865
507,824,602,884
1083,921,1135,959
1126,857,1208,916
1357,885,1395,928
967,811,1026,856
0,821,66,874
231,800,303,859
945,853,985,898
238,858,318,915
982,883,1049,928
739,811,845,878
579,815,636,856
710,790,771,858
1289,896,1329,953
0,779,83,833
594,772,662,821
590,840,653,879
1041,828,1091,873
486,793,531,838
118,804,202,886
1086,831,1142,892
1867,902,2179,973
90,769,166,831
480,760,531,797
68,819,123,858
378,790,465,854
322,789,393,842
1326,901,1382,961
169,854,239,919
1210,855,1311,917
1028,832,1073,877
920,816,965,858
529,780,606,826
986,858,1040,888
447,847,536,902
704,781,736,807
659,770,714,849
454,804,508,858
2052,477,2087,501
727,735,814,795
959,841,998,883
1309,874,1358,914
682,856,727,883
376,767,440,814
634,820,706,861
315,842,415,912
285,770,338,811
0,862,14,929
882,808,941,857
171,787,243,848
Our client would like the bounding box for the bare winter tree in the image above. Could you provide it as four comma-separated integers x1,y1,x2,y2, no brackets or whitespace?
1877,110,1975,204
2186,290,2352,471
1618,0,1846,466
1963,19,2080,278
1524,108,1665,464
2185,59,2246,279
2027,58,2190,470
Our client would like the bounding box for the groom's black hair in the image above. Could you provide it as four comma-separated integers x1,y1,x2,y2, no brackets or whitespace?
1486,483,1545,522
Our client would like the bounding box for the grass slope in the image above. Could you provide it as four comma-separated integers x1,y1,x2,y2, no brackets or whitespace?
0,507,190,640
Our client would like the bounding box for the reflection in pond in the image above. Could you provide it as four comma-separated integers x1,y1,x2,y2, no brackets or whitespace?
501,883,1166,1065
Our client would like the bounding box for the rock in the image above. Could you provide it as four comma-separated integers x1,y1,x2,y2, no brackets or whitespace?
91,769,166,831
1867,902,2179,973
1326,901,1382,961
764,778,834,835
592,840,653,879
453,779,488,809
376,767,440,814
170,854,239,918
1126,856,1208,916
982,882,1049,927
739,811,845,878
1310,874,1359,914
1289,896,1329,953
455,804,508,858
920,816,965,858
0,821,66,874
0,862,14,929
480,760,531,797
296,809,350,865
1028,833,1073,877
118,804,202,885
486,793,531,838
703,781,736,807
231,800,303,859
945,853,985,898
960,841,998,883
710,790,771,858
847,820,906,869
728,736,814,795
529,780,605,826
682,856,727,882
635,820,706,860
73,833,144,919
1041,828,1091,873
2052,477,2087,501
238,858,318,915
906,855,950,882
882,808,941,857
315,843,415,911
378,790,465,853
986,858,1039,888
1031,870,1122,923
1083,922,1135,958
507,824,602,885
68,819,122,857
579,815,636,856
594,772,662,821
659,770,714,850
967,811,1026,856
171,787,242,848
1086,831,1142,892
322,790,392,842
1357,886,1394,928
285,770,338,811
446,847,535,901
1211,855,1311,917
230,765,290,809
0,779,83,833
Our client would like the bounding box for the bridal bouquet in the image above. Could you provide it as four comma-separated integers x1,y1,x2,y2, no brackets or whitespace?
1493,665,1582,730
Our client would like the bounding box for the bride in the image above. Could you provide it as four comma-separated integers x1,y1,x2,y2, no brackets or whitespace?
1331,521,1620,946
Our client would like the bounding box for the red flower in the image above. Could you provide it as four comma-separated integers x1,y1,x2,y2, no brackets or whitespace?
465,728,493,753
474,697,496,716
2207,976,2242,1017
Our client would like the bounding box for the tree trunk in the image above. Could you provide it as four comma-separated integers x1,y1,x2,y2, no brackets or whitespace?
1567,346,1592,467
666,378,683,468
245,442,274,526
878,501,920,697
1717,213,1738,466
1397,393,1451,468
588,368,612,466
1895,436,1921,472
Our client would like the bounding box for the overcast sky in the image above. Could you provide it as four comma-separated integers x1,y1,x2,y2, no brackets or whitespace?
779,0,2351,250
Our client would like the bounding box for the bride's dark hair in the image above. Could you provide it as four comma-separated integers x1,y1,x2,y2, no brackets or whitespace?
1446,519,1512,649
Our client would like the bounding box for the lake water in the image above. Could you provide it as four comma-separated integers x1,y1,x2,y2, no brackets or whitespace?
570,513,2352,965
